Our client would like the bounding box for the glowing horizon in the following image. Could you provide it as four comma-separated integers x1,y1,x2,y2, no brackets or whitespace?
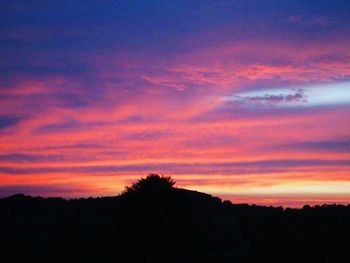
1,1,350,207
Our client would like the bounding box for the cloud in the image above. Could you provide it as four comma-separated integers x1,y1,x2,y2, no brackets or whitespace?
0,184,92,198
229,82,350,108
288,15,332,26
34,119,80,133
0,153,52,162
1,159,349,175
244,90,307,105
33,118,110,134
123,131,170,141
0,115,21,130
0,153,96,163
286,140,350,153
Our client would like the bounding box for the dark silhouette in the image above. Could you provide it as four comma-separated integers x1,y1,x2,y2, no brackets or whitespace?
0,174,349,263
122,174,175,195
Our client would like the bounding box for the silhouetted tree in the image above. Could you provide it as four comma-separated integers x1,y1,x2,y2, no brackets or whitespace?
122,174,175,196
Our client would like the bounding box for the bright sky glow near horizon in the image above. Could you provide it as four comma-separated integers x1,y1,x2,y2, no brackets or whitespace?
1,0,350,207
231,82,350,108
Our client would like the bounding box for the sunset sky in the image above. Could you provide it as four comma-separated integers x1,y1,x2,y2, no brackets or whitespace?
1,1,350,207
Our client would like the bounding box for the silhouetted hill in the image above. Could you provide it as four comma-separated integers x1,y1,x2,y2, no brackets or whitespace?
1,177,350,263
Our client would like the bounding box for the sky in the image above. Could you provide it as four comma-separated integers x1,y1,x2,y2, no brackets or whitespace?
1,0,350,207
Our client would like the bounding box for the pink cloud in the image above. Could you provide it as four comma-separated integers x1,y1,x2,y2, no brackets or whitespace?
1,31,350,205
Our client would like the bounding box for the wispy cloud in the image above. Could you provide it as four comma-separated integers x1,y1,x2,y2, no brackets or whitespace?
284,140,350,153
243,90,307,105
288,15,333,26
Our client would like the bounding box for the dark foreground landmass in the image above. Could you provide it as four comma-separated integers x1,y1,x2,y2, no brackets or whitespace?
1,176,350,263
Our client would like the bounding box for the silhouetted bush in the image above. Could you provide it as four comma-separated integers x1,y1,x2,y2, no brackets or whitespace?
122,174,175,196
